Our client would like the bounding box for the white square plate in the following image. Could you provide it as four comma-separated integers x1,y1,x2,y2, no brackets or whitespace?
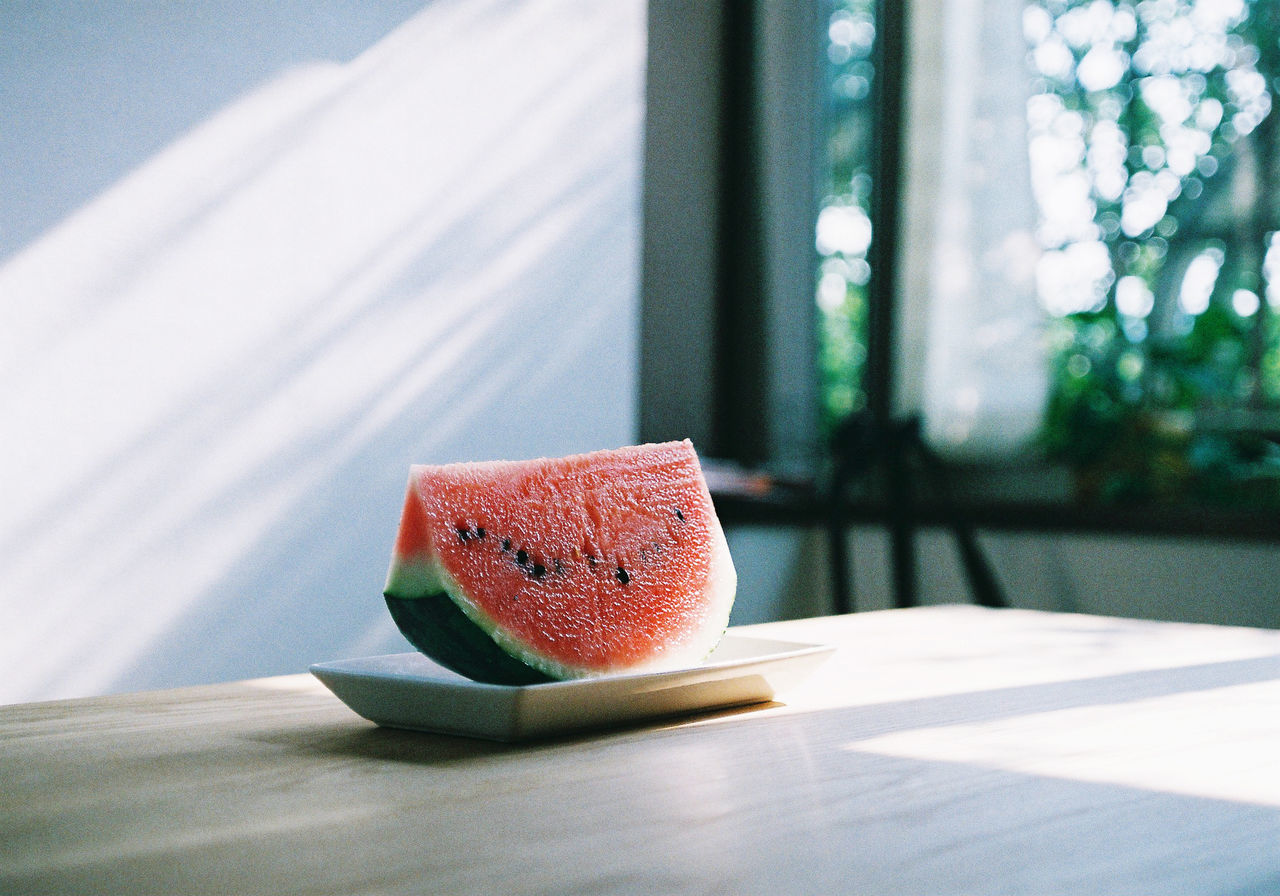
310,634,835,742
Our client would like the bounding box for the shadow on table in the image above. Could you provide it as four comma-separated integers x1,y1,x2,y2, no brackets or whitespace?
774,651,1280,743
264,648,1279,767
259,697,790,765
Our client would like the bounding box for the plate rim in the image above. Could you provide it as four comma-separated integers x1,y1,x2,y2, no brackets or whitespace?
308,633,836,741
308,633,835,692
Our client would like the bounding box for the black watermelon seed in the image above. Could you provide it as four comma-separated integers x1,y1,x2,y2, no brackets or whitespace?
531,563,547,578
502,538,512,551
674,507,685,521
456,526,471,542
475,527,486,539
516,549,529,566
616,566,630,586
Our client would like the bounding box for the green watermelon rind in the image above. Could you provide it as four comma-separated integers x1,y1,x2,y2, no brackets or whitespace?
384,557,578,684
383,591,553,686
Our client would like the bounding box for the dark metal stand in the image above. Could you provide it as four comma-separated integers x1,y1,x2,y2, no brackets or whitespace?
826,412,1007,614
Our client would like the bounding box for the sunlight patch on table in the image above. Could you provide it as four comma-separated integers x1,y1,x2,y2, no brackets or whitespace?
844,677,1280,807
244,674,330,694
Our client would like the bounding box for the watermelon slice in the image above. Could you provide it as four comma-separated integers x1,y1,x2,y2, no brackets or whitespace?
383,440,737,685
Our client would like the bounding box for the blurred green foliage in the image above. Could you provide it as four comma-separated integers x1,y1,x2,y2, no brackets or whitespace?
816,0,876,432
1032,0,1280,505
1042,306,1280,505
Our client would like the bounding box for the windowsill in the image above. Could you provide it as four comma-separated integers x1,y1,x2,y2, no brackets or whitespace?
708,457,1280,543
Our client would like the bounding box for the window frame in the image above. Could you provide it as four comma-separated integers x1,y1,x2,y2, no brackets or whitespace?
639,0,1280,551
639,0,824,474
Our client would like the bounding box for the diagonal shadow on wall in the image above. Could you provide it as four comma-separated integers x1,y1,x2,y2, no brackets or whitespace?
0,0,647,701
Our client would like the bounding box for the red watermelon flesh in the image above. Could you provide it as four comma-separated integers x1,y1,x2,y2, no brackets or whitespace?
383,440,737,683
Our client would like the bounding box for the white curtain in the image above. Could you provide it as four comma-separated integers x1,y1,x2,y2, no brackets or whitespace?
899,0,1049,462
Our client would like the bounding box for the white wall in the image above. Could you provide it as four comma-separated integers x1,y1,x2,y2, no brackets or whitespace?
723,524,1280,632
0,0,646,703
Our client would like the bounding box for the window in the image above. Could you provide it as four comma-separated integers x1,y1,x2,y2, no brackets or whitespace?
819,0,1280,508
817,0,877,428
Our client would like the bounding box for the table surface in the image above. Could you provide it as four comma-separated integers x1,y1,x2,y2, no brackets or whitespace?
4,605,1280,896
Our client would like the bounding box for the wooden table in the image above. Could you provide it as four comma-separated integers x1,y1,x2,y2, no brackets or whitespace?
4,606,1279,895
